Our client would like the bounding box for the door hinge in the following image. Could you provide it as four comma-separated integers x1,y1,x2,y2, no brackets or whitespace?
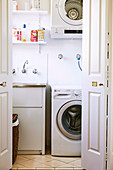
107,71,109,79
107,43,109,59
105,152,109,161
106,153,108,160
106,41,110,80
107,32,110,44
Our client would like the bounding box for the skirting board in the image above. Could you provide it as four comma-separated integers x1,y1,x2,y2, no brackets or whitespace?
18,150,42,155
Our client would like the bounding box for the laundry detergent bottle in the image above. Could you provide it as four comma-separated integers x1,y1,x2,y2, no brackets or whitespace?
22,24,27,42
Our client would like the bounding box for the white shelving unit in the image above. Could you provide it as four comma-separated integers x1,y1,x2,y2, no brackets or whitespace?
12,41,47,53
12,10,48,53
13,10,48,15
13,41,47,45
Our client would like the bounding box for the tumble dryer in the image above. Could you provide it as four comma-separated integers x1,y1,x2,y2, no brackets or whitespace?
51,86,82,156
51,0,83,38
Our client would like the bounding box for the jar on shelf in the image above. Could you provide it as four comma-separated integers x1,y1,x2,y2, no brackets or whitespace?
31,30,38,42
37,28,45,42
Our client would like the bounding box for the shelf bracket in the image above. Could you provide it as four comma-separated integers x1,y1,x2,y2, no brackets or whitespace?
38,44,41,54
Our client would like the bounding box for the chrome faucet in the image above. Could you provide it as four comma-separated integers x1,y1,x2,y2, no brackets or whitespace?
22,60,28,73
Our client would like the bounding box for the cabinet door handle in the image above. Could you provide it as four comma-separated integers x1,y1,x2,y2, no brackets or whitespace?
99,83,104,86
0,82,6,87
92,82,97,87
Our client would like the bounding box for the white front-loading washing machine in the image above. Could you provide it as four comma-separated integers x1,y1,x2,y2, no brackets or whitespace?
51,86,82,156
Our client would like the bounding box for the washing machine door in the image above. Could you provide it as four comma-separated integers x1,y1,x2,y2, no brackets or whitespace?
58,0,83,26
57,100,81,140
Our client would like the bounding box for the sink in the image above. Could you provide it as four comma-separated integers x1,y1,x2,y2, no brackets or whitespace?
13,83,46,88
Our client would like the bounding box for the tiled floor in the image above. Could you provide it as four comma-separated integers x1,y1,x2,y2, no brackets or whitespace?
11,154,83,170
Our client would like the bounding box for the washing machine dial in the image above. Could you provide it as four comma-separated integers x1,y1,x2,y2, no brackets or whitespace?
74,90,82,98
74,93,79,97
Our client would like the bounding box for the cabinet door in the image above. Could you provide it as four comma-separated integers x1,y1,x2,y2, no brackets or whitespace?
13,108,42,151
13,88,43,107
40,0,49,11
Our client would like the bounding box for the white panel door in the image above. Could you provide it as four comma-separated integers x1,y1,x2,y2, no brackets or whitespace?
82,0,108,170
0,0,12,170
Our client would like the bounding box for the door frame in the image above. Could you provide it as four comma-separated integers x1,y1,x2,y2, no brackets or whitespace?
6,0,113,169
108,0,113,169
8,0,13,168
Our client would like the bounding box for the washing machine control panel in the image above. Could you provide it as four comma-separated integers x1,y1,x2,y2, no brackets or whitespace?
53,88,82,100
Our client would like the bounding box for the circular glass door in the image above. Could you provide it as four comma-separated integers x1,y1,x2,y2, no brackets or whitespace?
58,0,83,26
57,100,81,140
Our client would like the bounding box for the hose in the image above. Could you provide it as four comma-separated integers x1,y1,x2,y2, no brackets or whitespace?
78,61,82,71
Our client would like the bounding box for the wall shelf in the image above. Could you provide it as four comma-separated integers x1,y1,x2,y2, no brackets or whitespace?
12,10,48,15
12,10,47,53
12,41,47,45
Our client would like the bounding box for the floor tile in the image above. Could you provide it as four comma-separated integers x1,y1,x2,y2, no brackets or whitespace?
22,155,50,161
55,168,74,170
12,163,25,168
18,159,51,168
74,169,84,170
33,156,53,163
14,155,30,164
58,163,74,168
11,154,82,169
36,168,54,170
18,155,37,160
45,155,58,160
68,159,81,168
45,160,65,167
53,157,80,163
35,163,52,168
17,168,35,170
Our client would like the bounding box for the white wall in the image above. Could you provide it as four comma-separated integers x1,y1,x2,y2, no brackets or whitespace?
12,15,82,86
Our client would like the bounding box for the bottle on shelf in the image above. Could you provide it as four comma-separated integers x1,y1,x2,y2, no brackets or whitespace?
22,24,27,42
25,0,30,11
26,23,31,42
12,28,22,42
12,0,18,11
30,0,40,11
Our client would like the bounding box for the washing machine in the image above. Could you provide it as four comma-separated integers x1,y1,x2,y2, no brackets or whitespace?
51,0,83,38
51,86,82,156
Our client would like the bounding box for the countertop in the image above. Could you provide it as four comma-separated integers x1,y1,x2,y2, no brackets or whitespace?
13,83,47,88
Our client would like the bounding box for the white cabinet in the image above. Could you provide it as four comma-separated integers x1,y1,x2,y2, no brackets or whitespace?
16,0,49,12
13,88,43,107
13,86,46,154
13,108,42,151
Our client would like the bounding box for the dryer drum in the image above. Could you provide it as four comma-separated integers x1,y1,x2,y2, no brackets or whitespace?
65,0,83,20
67,8,79,20
58,0,83,26
57,101,81,140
